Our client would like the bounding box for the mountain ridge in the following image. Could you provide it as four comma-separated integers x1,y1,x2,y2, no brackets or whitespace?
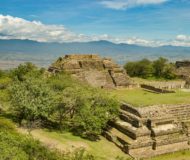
0,39,190,69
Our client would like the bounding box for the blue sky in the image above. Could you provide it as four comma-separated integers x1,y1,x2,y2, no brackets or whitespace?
0,0,190,46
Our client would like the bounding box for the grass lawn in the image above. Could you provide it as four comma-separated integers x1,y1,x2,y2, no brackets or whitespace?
111,88,190,107
148,150,190,160
20,129,190,160
22,129,131,160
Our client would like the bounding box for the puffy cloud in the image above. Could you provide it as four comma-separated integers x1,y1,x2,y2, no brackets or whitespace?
169,35,190,47
0,15,190,47
176,34,190,41
100,0,169,10
0,15,89,42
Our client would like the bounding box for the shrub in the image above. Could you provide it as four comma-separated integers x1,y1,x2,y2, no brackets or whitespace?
0,117,15,131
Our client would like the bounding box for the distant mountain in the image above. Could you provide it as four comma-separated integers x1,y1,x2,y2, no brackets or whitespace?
0,39,190,69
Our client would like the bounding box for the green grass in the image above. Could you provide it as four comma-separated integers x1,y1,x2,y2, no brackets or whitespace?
131,77,184,83
25,129,190,160
112,88,190,107
148,150,190,160
31,129,131,160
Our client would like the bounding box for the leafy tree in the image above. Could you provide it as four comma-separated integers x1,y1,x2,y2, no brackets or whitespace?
52,85,119,139
55,87,119,139
163,63,177,79
125,59,153,78
152,57,168,78
9,78,56,128
124,62,137,77
11,62,43,81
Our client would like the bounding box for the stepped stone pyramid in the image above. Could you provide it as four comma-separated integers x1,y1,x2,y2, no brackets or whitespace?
104,103,190,158
48,54,132,88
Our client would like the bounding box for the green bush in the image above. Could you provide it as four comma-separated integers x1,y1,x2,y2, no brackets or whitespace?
0,117,15,131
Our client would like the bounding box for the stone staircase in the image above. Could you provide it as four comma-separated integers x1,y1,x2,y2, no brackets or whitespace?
104,103,190,158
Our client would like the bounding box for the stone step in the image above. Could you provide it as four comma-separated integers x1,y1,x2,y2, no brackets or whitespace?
109,128,133,145
171,112,190,118
104,127,153,151
103,129,126,152
113,120,151,139
154,134,188,147
152,124,182,136
113,120,138,139
119,109,142,128
120,104,141,118
149,117,175,128
169,108,190,113
170,109,190,113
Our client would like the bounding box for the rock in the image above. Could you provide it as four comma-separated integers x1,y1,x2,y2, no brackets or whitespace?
49,54,132,88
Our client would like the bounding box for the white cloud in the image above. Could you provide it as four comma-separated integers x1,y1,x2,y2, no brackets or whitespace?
100,0,169,10
176,34,190,41
0,15,89,43
0,15,190,47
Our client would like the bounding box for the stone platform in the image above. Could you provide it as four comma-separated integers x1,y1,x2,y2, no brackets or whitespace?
104,103,190,158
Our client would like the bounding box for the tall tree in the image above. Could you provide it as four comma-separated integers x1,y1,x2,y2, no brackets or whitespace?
153,57,168,78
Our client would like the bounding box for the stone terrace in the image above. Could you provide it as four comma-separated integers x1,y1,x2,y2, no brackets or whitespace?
104,103,190,158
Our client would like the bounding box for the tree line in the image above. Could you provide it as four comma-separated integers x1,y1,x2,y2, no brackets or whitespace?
124,57,177,79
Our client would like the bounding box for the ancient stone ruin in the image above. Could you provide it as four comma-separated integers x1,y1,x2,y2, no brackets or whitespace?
176,61,190,87
49,55,190,158
48,54,131,88
104,103,190,158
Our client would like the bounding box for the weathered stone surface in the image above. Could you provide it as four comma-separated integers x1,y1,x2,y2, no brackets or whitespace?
105,103,190,158
175,61,190,87
49,54,132,88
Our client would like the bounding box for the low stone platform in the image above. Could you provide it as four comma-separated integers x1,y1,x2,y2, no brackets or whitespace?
104,103,190,158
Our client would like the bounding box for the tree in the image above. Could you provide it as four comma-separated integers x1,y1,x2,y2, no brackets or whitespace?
11,62,42,81
152,57,168,78
124,59,153,78
163,63,177,79
51,85,119,139
10,78,56,129
124,62,137,77
70,87,118,139
136,59,153,78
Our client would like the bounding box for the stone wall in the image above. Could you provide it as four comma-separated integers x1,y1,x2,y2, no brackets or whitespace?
141,84,176,93
137,81,186,90
175,61,190,87
176,61,190,68
48,54,132,88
